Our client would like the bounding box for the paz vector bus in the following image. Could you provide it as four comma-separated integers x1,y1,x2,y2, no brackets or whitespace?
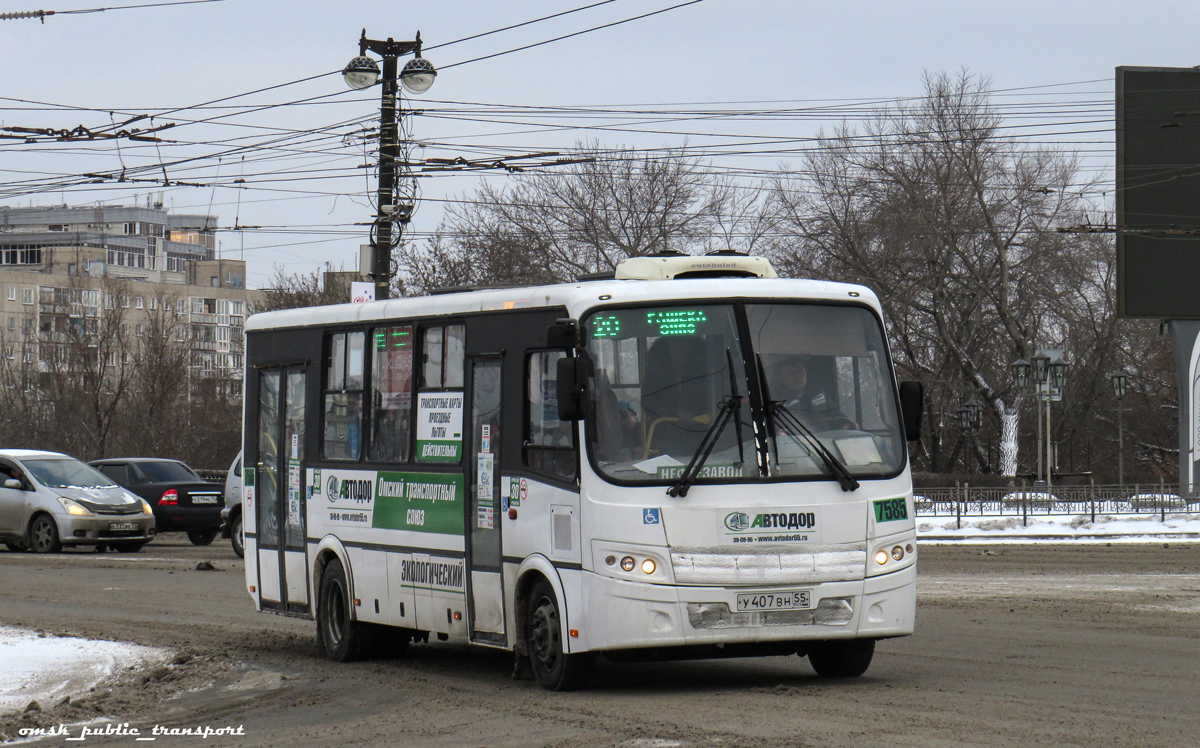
240,251,924,690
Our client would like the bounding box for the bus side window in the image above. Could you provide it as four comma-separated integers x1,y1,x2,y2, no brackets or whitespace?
371,325,414,462
323,331,364,460
525,351,577,481
421,324,465,388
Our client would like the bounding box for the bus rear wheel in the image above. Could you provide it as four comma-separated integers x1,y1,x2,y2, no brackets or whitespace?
526,578,593,691
806,638,875,677
317,558,371,662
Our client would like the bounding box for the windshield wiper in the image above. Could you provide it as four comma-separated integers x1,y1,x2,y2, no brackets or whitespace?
668,349,745,498
756,354,858,492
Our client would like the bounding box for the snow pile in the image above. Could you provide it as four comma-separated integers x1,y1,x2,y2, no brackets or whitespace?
918,512,1200,542
0,626,166,715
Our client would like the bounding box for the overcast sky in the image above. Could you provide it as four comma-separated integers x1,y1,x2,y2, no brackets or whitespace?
3,0,1200,288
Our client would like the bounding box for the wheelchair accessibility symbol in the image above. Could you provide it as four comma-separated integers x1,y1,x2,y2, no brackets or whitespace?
643,508,660,525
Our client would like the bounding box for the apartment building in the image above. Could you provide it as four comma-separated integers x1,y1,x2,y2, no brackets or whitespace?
0,203,263,388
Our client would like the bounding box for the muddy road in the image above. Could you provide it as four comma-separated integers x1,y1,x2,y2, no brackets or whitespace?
1,537,1199,748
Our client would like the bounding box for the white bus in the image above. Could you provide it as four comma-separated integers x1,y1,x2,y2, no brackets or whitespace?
241,252,923,690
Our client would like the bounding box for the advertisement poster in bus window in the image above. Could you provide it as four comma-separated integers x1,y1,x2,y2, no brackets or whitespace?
477,452,495,530
287,459,302,528
417,392,463,461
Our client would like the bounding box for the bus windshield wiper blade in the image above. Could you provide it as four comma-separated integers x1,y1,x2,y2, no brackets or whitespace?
668,349,744,498
772,403,860,493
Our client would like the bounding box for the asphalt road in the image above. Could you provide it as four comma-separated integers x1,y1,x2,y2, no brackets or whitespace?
1,536,1198,748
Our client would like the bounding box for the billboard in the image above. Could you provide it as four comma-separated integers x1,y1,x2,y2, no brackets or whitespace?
1117,66,1200,318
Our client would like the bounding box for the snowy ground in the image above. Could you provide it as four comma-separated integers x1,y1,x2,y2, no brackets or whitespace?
918,512,1200,542
0,626,166,715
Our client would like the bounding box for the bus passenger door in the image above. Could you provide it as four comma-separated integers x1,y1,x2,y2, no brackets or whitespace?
255,366,310,616
467,356,506,645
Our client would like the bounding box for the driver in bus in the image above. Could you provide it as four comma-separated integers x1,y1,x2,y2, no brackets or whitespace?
772,358,855,430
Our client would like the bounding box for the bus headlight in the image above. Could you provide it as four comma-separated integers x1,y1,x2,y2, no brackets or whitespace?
874,549,889,565
892,545,904,561
620,556,635,572
641,558,657,574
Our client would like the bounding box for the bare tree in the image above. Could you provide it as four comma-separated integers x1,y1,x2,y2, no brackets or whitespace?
32,277,137,459
766,71,1127,479
254,267,350,313
396,142,769,294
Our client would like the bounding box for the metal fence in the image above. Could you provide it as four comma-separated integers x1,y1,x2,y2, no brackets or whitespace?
915,484,1200,525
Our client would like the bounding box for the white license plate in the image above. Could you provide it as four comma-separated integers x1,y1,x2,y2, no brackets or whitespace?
191,495,219,504
109,522,139,531
736,590,812,612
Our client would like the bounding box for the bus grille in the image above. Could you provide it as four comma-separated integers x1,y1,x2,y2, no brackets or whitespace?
687,598,854,629
669,544,866,586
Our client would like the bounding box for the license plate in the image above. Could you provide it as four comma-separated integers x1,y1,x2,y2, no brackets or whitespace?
109,522,139,531
736,590,812,611
191,495,219,504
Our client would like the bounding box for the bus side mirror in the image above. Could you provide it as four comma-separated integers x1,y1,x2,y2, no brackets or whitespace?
899,381,923,442
546,318,580,349
557,356,584,421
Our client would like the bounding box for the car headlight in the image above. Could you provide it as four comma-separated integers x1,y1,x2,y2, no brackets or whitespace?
140,499,154,516
57,497,94,516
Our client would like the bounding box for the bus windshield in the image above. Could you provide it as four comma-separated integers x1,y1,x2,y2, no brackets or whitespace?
584,302,905,485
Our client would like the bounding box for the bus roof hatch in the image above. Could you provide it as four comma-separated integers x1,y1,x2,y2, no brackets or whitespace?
613,253,778,281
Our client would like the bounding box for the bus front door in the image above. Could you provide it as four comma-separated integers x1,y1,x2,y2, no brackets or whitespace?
255,366,310,616
468,356,506,645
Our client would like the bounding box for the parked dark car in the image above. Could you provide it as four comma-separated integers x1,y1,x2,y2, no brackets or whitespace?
89,458,224,545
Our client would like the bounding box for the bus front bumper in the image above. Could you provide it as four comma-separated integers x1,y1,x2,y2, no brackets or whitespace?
576,564,915,653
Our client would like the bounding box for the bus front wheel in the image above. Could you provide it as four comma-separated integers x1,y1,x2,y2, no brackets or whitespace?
526,578,593,691
806,638,875,677
317,558,371,662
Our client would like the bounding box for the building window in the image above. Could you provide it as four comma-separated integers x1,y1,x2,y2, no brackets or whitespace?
323,331,365,460
22,288,33,305
136,297,144,309
150,297,157,311
81,290,100,307
6,317,13,332
5,287,13,301
136,324,144,337
211,276,219,287
48,224,66,232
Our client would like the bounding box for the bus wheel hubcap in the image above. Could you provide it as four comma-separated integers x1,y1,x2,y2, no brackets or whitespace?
531,599,560,667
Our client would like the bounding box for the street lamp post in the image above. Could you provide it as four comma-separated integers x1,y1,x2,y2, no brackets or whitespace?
1030,353,1050,485
1111,370,1129,485
344,30,437,301
1011,350,1067,489
957,399,983,472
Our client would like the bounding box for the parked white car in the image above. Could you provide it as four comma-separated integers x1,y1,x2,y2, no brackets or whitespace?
0,449,156,553
219,451,244,558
